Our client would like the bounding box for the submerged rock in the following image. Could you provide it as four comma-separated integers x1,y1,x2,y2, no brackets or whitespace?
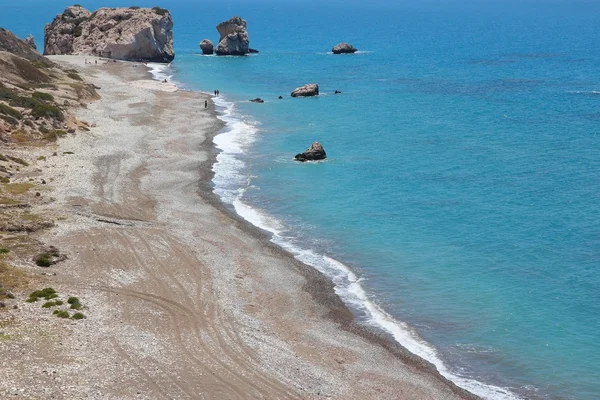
215,16,250,56
44,5,175,62
250,98,264,103
332,42,357,54
295,142,327,162
199,39,214,55
334,90,341,94
291,83,319,97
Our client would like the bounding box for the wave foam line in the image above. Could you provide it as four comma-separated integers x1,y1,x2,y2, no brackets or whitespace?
209,92,521,400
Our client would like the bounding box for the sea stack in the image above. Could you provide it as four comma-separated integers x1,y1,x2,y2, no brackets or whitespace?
44,5,175,62
332,42,357,54
215,16,251,56
291,83,319,97
199,39,214,55
295,142,327,162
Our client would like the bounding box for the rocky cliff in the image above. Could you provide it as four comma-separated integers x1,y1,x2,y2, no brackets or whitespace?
215,16,250,56
44,5,174,62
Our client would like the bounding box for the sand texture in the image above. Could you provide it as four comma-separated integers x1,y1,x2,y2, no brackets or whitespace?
0,56,477,400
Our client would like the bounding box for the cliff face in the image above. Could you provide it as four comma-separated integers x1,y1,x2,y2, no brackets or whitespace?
44,5,174,62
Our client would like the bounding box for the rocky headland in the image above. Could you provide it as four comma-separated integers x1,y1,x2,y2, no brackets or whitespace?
44,5,174,62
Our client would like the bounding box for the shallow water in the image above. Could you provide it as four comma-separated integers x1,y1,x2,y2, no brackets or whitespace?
3,0,600,398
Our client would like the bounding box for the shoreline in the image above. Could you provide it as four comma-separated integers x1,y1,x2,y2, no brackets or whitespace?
1,55,478,399
149,64,487,399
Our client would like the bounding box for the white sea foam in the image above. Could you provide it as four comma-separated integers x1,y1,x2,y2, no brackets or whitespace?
207,89,521,400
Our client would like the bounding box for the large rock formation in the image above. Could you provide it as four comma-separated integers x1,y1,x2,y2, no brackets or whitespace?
295,142,327,162
215,16,250,56
291,84,319,97
44,5,175,62
199,39,213,55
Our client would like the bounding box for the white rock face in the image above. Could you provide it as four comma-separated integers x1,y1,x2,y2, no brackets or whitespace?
215,16,250,56
44,6,175,62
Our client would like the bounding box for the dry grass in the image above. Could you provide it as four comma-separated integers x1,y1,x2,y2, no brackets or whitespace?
0,259,33,299
1,182,33,195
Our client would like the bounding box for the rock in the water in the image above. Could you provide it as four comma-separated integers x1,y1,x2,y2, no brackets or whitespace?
199,39,213,55
248,48,259,53
44,6,175,62
278,96,283,99
215,16,251,56
291,83,319,97
334,90,341,94
332,42,357,54
294,142,327,162
250,98,264,103
24,34,37,50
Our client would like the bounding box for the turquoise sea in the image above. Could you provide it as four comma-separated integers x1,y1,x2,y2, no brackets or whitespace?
3,1,600,398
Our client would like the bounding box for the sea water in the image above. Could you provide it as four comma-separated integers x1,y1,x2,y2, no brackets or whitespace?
3,0,599,398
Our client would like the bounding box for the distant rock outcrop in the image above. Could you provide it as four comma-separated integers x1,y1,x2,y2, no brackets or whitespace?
332,42,357,54
199,39,213,55
291,84,319,97
24,35,37,50
215,16,250,56
295,142,327,162
44,5,175,62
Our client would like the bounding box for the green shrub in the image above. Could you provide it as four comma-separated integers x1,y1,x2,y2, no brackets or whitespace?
32,92,54,102
67,296,79,304
71,312,86,320
0,103,23,120
129,6,141,9
28,287,57,302
67,72,83,81
35,254,51,267
31,103,64,121
42,300,63,308
53,310,69,318
0,114,18,126
152,6,169,16
0,248,9,254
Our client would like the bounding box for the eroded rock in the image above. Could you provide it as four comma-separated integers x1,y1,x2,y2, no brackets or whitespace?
44,6,175,62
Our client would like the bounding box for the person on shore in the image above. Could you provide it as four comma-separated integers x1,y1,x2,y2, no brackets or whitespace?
204,100,208,108
217,90,220,96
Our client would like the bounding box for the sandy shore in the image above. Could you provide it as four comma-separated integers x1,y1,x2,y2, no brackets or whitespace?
0,55,478,399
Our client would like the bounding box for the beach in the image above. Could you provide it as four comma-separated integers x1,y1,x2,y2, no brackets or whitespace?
0,55,477,399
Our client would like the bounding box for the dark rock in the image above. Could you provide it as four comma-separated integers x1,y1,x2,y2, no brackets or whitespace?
250,98,264,103
278,96,283,99
248,48,259,53
332,42,357,54
334,90,341,94
291,83,319,97
199,39,214,55
294,142,326,162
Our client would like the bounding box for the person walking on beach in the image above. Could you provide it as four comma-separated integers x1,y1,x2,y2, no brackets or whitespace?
204,100,208,109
